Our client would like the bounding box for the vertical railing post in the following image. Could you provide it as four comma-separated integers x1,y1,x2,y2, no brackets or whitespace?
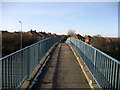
93,49,96,77
66,37,120,89
118,64,120,89
0,60,2,89
114,63,118,89
27,48,30,75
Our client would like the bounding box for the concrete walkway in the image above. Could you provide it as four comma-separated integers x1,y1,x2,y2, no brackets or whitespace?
54,43,90,88
34,43,90,89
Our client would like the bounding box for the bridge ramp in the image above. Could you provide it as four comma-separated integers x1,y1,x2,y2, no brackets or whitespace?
33,43,90,89
54,43,90,88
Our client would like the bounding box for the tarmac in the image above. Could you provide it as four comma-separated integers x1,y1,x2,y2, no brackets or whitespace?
33,43,90,89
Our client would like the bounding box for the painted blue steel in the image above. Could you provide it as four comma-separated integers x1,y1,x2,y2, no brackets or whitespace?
66,37,120,89
0,37,59,89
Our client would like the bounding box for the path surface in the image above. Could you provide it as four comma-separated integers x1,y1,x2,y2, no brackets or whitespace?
33,43,90,89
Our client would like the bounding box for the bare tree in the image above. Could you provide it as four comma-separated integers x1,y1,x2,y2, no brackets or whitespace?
67,29,75,36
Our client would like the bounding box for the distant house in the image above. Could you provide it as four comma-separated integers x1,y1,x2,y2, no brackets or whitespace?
47,33,53,37
2,30,10,34
2,31,13,37
70,34,85,41
27,30,42,40
91,36,120,43
38,32,49,40
84,35,92,44
48,33,60,38
105,38,120,42
52,33,58,37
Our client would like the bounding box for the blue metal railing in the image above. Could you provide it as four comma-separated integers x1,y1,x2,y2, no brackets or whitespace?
66,37,120,89
0,37,60,89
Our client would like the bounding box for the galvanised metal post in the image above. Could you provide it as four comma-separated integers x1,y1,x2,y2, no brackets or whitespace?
0,37,59,89
118,64,120,89
66,37,120,89
0,60,2,89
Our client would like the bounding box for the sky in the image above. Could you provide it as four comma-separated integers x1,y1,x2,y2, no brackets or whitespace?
1,2,118,37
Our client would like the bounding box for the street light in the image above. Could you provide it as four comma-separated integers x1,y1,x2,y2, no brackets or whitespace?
19,21,22,49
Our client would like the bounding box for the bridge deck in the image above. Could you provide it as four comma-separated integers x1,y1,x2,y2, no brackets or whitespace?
33,43,90,89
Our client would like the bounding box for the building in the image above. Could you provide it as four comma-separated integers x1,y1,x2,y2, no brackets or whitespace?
84,35,92,44
70,34,85,41
38,32,49,40
47,33,53,37
27,30,42,40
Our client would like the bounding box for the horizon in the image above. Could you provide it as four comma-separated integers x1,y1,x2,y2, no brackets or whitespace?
1,30,119,38
1,2,118,37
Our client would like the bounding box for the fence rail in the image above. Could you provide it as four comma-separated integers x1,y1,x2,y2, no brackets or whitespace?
0,37,59,89
66,37,120,89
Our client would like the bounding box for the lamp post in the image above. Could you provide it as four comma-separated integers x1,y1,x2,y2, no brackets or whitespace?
19,21,22,49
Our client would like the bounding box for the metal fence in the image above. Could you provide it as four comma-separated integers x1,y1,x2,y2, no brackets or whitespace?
0,37,60,89
66,37,120,89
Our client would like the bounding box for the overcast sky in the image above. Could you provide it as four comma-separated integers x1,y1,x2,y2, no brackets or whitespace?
1,2,118,37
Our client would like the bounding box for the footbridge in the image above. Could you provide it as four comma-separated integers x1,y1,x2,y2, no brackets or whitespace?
0,37,120,89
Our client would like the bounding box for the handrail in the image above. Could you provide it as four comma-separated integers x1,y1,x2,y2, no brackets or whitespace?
0,37,60,89
0,37,52,60
66,37,120,89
